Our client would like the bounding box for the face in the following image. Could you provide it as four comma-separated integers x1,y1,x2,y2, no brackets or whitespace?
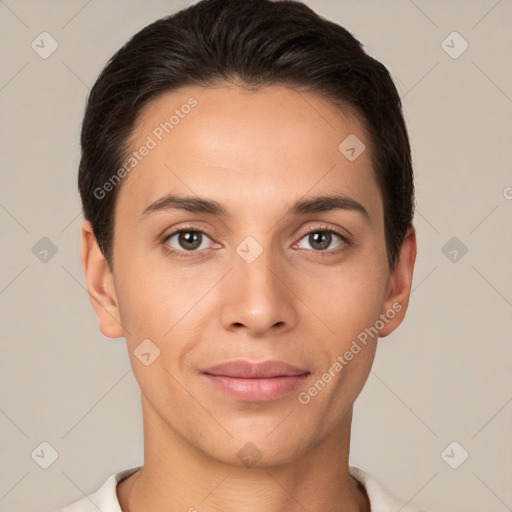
82,83,416,467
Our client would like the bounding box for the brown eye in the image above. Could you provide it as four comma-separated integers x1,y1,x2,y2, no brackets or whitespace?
308,231,333,251
165,229,212,253
298,229,345,252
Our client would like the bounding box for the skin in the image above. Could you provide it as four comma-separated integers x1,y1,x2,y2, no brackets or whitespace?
81,83,416,512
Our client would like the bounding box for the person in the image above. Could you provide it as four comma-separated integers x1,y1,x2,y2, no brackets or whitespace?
59,0,422,510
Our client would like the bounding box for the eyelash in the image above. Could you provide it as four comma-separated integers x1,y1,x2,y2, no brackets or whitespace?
161,224,351,259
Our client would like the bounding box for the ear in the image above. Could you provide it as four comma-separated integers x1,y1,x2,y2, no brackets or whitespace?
80,219,124,339
378,225,417,338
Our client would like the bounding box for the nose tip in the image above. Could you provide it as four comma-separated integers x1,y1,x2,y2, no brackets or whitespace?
232,319,285,330
220,256,298,336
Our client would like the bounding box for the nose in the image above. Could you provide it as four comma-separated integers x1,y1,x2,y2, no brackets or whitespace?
219,243,298,337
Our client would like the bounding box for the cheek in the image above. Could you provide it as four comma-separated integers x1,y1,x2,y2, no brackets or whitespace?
117,279,181,339
314,259,389,339
303,263,387,412
115,260,216,352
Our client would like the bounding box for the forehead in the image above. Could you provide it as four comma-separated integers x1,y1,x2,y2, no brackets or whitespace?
115,83,382,226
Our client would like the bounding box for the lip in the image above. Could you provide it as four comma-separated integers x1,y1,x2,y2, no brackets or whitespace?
202,360,310,402
203,360,309,378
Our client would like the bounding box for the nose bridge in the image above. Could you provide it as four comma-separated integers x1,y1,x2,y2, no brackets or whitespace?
219,234,297,333
237,236,280,298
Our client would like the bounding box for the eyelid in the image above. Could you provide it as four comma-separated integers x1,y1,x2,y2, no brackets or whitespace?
161,225,217,254
297,223,351,242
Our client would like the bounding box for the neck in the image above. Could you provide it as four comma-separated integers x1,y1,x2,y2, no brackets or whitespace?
117,394,370,512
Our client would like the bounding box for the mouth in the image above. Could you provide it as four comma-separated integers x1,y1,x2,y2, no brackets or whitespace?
201,360,310,402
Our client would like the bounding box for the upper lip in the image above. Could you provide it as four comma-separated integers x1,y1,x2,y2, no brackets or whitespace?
202,360,309,378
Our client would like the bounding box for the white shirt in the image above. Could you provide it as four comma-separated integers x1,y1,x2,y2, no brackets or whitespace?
55,465,424,512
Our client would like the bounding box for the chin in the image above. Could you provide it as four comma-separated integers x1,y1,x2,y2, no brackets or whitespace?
202,431,313,469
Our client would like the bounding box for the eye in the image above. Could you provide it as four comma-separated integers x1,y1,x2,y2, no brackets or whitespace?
161,224,350,259
296,226,349,254
163,228,214,256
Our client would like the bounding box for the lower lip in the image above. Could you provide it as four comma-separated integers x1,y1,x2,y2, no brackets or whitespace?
203,374,310,402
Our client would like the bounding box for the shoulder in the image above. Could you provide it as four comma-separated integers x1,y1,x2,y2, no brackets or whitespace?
49,465,425,512
49,466,142,512
349,466,426,512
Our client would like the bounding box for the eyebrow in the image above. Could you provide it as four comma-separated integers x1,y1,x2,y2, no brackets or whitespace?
138,192,370,222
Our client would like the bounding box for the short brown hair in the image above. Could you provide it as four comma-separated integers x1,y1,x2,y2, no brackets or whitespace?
78,0,415,270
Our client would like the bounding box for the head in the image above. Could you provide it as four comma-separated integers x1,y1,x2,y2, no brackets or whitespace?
79,0,416,467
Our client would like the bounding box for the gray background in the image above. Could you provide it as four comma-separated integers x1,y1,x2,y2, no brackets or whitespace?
1,1,511,511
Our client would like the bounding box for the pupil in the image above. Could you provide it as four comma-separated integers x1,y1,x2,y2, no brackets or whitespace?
311,232,330,250
180,231,200,250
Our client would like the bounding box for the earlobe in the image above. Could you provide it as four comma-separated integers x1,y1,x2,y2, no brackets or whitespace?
378,225,417,338
80,219,124,339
